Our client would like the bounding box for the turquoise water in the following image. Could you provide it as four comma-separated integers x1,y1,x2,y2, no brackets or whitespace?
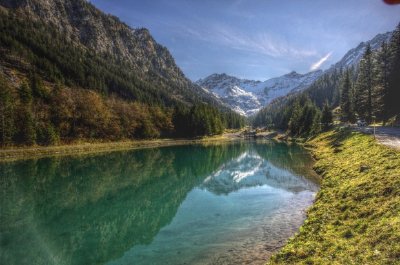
0,141,319,265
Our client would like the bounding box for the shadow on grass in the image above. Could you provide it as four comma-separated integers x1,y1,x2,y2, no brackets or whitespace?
326,127,353,148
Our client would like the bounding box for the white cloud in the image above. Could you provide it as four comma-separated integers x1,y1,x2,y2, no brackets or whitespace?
310,52,332,70
178,24,317,59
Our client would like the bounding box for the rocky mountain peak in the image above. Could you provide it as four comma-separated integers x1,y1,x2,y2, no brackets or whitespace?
285,71,300,78
0,0,231,108
197,70,323,116
0,0,187,81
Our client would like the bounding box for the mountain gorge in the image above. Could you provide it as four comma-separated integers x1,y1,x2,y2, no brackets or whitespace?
196,70,323,116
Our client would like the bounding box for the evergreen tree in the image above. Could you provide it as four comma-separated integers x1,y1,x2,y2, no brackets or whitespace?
355,44,373,123
372,41,389,121
321,102,333,130
0,75,15,145
18,82,33,104
30,72,48,99
288,100,302,135
288,96,321,136
15,82,36,145
340,70,354,122
386,23,400,120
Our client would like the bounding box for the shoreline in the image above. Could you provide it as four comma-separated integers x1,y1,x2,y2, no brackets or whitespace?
268,129,400,264
0,135,243,163
0,129,289,163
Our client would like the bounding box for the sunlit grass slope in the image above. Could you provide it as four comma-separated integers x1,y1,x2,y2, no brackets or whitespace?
268,129,400,265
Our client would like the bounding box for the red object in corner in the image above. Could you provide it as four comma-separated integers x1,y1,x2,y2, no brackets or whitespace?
383,0,400,4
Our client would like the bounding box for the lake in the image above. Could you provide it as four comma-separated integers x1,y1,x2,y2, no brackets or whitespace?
0,141,319,265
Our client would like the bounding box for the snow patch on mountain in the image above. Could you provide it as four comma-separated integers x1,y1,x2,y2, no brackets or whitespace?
196,70,322,116
201,150,318,195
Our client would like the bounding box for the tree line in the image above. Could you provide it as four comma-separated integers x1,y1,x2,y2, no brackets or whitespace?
0,74,245,146
254,23,400,136
0,8,245,146
340,26,400,124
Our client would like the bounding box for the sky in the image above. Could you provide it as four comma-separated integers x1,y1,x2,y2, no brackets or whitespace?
90,0,400,81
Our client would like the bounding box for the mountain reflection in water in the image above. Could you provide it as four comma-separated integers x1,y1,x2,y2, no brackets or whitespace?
0,141,318,265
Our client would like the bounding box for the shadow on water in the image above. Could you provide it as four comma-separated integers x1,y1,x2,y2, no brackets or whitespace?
0,141,318,265
0,143,245,265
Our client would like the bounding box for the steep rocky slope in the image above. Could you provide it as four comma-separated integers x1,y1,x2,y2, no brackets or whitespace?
0,0,223,106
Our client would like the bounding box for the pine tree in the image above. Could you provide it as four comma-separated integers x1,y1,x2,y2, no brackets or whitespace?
321,102,333,130
355,44,373,123
340,70,354,122
288,100,302,135
18,82,33,104
15,82,36,145
386,23,400,121
372,41,389,121
0,75,15,145
30,72,48,99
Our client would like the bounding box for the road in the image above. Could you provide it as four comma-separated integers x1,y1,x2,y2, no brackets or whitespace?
356,126,400,150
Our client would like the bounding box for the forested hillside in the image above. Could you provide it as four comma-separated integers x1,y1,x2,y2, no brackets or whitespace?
0,0,245,146
253,24,400,136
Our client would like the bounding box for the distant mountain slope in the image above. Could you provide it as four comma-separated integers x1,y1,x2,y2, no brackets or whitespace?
332,32,392,70
253,29,396,128
1,0,182,78
202,150,317,195
0,0,225,107
197,30,393,118
196,70,322,116
292,30,393,108
0,0,245,146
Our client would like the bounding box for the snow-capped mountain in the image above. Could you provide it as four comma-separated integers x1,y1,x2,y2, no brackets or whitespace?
196,31,392,117
201,150,318,195
196,70,322,116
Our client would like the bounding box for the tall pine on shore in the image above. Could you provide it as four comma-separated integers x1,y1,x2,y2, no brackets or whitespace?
372,41,389,121
355,44,373,123
340,69,354,122
386,23,400,121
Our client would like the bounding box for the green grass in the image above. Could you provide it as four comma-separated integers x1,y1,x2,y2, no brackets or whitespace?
0,134,238,162
268,129,400,265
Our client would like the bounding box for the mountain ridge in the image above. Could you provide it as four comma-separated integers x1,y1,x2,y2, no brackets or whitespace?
331,31,392,70
0,0,245,146
196,70,323,116
199,29,393,117
0,0,228,107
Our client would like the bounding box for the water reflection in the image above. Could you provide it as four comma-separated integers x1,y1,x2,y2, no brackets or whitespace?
202,147,318,195
0,141,318,265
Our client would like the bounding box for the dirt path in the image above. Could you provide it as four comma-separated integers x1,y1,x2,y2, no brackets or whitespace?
355,126,400,150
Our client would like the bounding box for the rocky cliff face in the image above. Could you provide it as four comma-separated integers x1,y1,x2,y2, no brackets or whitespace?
1,0,182,79
0,0,225,106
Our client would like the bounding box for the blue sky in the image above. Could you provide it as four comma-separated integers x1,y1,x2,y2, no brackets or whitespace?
90,0,400,81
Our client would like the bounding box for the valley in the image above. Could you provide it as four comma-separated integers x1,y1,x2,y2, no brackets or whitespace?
0,0,399,265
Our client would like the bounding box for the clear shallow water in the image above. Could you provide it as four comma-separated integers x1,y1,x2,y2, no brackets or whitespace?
0,141,319,265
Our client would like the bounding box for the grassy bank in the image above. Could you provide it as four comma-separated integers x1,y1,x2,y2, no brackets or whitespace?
0,134,238,162
268,129,400,265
